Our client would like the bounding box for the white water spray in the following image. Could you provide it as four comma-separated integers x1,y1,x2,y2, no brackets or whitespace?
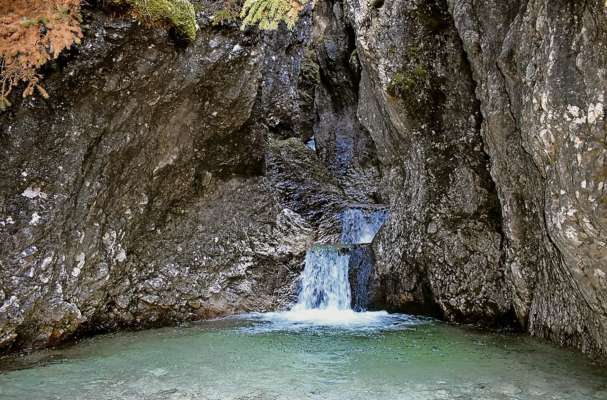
293,246,352,311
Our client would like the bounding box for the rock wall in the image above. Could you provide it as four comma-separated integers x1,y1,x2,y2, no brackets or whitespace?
347,0,511,324
340,0,606,358
446,0,607,357
0,8,326,352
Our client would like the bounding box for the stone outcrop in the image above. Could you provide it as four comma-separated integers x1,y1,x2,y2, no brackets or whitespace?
1,0,606,362
445,0,607,357
342,0,606,358
346,0,511,325
0,8,325,351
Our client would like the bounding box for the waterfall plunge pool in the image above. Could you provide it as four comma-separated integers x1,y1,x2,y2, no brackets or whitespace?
2,205,606,399
1,316,606,400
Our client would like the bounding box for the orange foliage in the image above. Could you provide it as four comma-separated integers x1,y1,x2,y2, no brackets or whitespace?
0,0,82,109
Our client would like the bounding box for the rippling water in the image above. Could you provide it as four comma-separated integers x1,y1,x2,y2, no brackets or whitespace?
1,314,605,400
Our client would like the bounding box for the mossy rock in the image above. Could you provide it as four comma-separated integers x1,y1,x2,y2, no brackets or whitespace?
387,64,435,119
124,0,198,41
387,65,430,98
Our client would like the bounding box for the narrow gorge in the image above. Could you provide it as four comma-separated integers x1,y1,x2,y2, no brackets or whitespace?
0,0,606,398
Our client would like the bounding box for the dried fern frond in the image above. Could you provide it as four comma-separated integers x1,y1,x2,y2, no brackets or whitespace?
0,0,83,110
240,0,304,30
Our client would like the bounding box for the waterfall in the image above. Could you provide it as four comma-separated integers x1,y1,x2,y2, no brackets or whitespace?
246,206,394,328
305,136,317,151
293,246,352,311
340,207,389,245
291,207,389,315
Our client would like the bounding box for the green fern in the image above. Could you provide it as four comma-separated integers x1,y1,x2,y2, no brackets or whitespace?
240,0,302,30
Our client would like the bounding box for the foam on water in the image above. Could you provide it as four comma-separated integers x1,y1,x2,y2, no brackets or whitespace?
237,205,396,330
236,242,410,332
238,309,422,333
237,209,397,331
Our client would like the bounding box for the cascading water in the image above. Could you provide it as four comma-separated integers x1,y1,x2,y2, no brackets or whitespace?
4,213,604,400
340,207,389,245
293,246,351,311
251,206,392,327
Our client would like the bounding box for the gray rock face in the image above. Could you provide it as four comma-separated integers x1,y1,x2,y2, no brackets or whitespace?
0,11,321,351
311,0,383,204
1,0,606,362
346,0,510,323
341,0,606,358
445,0,607,357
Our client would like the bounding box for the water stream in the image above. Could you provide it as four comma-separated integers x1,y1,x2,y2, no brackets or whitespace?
295,245,352,311
340,206,389,245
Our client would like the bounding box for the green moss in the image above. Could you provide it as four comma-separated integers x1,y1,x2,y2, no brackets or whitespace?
387,72,415,96
387,61,434,119
387,65,429,98
406,45,420,60
125,0,198,41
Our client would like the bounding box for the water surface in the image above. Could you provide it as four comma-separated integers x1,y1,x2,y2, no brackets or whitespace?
1,315,605,400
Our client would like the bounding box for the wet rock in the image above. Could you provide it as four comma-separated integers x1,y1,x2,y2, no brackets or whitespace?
1,0,606,363
266,137,350,243
342,0,607,358
347,244,377,311
310,0,383,204
347,0,510,324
